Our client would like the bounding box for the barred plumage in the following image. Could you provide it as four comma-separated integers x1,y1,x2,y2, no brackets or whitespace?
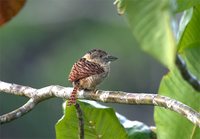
67,49,117,106
67,86,79,106
69,58,104,82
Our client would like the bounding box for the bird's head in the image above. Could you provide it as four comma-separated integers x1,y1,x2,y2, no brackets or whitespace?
83,49,118,65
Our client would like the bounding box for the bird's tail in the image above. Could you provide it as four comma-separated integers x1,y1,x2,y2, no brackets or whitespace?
67,86,79,106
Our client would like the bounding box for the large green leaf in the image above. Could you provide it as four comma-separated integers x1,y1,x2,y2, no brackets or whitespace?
155,4,200,139
154,46,200,139
56,100,156,139
55,101,127,139
175,0,200,13
178,5,200,52
115,0,176,68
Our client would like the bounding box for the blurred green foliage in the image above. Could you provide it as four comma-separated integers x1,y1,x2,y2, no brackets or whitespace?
155,46,200,139
0,0,165,138
155,5,200,139
115,0,176,68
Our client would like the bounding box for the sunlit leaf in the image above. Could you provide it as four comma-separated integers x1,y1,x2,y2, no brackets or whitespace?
175,0,200,13
0,0,26,26
55,101,127,139
155,46,200,139
178,5,200,52
155,4,200,139
78,100,156,139
176,8,193,42
115,0,176,68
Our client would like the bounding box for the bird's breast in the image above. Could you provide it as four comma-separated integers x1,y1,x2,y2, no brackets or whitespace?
78,71,108,90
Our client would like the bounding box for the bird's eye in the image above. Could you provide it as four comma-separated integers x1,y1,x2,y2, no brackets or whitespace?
100,55,103,58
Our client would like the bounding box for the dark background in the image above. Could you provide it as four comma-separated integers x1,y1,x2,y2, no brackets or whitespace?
0,0,166,138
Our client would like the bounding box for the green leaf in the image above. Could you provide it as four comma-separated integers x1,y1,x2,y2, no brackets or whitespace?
126,122,156,139
155,4,200,139
175,0,200,13
178,5,200,52
154,45,200,139
55,101,127,139
56,100,156,139
176,8,193,42
79,101,156,139
115,0,176,68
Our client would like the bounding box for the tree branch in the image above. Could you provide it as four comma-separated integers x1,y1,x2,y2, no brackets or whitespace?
0,80,200,128
0,98,38,124
176,54,200,92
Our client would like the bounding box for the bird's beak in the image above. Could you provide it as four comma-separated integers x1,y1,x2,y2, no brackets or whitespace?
106,55,118,62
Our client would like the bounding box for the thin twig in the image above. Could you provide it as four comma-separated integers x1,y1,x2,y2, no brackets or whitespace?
74,103,84,139
0,80,200,127
176,54,200,91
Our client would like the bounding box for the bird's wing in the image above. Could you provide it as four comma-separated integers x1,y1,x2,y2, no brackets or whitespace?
68,58,104,82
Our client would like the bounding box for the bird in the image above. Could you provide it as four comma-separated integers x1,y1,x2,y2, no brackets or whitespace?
68,49,118,106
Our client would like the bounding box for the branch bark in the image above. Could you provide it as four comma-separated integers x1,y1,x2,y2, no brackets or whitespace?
0,80,200,128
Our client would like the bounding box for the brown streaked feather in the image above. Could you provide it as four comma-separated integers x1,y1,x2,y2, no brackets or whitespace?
67,85,79,106
68,58,104,82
